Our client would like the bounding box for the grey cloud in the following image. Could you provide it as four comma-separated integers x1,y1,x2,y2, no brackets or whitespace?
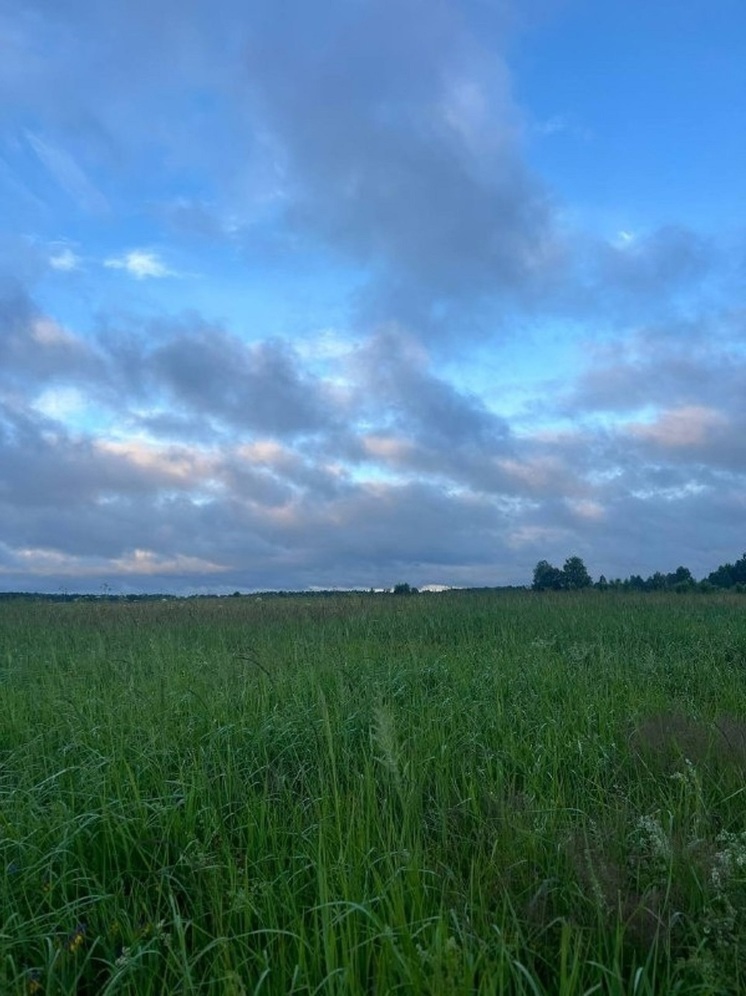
2,391,745,592
0,403,296,563
621,411,746,476
129,410,225,445
150,325,337,437
0,286,347,441
241,3,719,336
594,226,712,300
219,447,350,506
0,404,192,512
579,487,746,582
0,283,102,384
244,0,558,320
290,481,510,573
351,327,510,447
3,0,729,348
563,309,746,415
3,452,743,594
0,283,743,596
531,226,719,326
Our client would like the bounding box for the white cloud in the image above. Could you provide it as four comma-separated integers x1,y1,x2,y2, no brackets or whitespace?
49,246,80,271
532,114,591,141
615,230,636,247
111,549,226,576
25,131,109,213
104,249,176,279
33,386,86,420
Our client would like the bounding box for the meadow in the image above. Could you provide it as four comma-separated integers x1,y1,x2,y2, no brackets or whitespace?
2,590,746,994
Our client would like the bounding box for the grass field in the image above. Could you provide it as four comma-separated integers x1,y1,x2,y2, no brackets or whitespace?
2,590,746,994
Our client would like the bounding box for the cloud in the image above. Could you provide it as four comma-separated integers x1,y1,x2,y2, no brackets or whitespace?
104,249,177,279
0,0,268,241
0,2,744,592
109,549,226,576
0,546,225,579
626,405,727,449
243,0,560,328
594,225,712,300
532,113,591,141
564,309,746,416
0,288,340,442
0,381,742,593
0,284,102,385
33,386,87,421
2,0,724,343
349,327,509,447
49,245,81,271
2,282,743,593
148,323,339,437
236,2,724,337
25,131,109,213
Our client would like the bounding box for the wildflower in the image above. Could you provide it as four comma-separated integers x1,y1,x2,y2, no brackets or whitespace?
711,831,746,891
115,946,132,968
26,969,43,994
65,922,86,955
136,916,169,942
633,814,672,865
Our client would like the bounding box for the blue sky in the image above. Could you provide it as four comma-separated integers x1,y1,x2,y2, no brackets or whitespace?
1,0,744,592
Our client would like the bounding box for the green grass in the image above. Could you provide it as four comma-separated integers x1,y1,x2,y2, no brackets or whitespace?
2,591,746,993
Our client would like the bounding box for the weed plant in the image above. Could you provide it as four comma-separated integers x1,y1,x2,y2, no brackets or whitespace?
1,591,746,993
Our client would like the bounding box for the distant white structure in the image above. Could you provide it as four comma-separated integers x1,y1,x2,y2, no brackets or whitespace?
419,584,451,593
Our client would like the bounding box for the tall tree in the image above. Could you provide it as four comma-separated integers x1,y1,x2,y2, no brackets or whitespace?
666,566,695,590
708,553,746,588
532,560,565,591
562,555,592,590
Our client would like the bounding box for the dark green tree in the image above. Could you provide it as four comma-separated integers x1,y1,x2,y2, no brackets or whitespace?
708,553,746,589
532,560,565,591
666,566,695,591
392,582,418,595
562,555,592,590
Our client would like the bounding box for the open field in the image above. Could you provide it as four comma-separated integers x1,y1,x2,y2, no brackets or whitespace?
2,591,746,994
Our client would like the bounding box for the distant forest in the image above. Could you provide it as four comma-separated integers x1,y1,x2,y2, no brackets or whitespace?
1,552,745,601
532,552,746,593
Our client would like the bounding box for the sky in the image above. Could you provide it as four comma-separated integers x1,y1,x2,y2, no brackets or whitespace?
1,0,744,594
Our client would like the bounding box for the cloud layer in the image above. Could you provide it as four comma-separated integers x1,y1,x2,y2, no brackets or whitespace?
1,281,743,592
0,0,744,591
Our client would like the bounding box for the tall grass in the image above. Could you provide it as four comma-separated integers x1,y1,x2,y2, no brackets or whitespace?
1,591,746,993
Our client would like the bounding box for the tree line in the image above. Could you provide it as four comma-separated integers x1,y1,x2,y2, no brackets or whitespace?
532,552,746,593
